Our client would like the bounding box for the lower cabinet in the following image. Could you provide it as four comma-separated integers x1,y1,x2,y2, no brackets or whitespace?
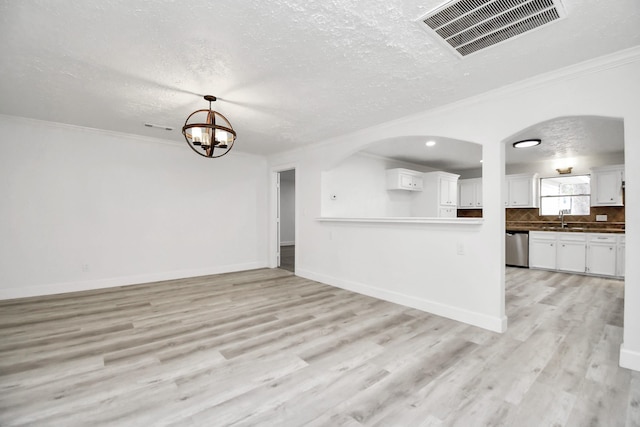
557,234,587,273
618,236,626,278
439,207,457,218
528,231,623,278
529,232,557,270
586,234,617,276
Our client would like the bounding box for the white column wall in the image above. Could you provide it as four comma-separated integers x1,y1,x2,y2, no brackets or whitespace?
0,116,270,298
620,116,640,370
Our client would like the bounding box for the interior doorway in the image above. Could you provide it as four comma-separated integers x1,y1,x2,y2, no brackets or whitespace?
502,116,626,315
278,169,296,272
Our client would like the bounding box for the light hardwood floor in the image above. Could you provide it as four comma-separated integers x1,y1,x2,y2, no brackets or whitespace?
0,267,638,426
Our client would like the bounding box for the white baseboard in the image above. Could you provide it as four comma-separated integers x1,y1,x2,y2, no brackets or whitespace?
0,261,268,300
620,344,640,372
280,241,295,246
296,268,507,333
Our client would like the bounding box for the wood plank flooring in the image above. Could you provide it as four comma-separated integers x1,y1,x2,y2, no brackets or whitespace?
0,267,638,426
280,245,295,272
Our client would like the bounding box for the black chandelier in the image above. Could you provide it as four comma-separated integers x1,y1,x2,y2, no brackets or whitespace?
182,95,237,158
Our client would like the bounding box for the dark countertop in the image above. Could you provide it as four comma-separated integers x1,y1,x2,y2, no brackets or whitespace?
506,221,625,234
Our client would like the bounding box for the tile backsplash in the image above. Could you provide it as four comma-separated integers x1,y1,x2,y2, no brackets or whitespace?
506,205,625,223
457,186,625,227
457,205,625,225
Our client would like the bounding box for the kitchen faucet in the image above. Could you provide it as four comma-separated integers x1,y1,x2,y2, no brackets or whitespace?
558,209,569,228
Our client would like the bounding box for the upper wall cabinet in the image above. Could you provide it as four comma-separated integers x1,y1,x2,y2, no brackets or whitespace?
458,178,482,209
505,173,539,208
590,165,624,206
386,168,423,191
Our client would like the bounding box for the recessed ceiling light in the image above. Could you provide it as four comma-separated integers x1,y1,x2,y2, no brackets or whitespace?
513,139,541,148
425,140,436,147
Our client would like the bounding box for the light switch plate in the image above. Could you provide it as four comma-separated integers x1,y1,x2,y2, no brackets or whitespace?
596,214,608,222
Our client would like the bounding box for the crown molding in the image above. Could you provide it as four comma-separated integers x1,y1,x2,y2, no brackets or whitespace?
0,113,260,159
387,46,640,129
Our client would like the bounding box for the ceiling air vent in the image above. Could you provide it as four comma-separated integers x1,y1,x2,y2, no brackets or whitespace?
419,0,566,57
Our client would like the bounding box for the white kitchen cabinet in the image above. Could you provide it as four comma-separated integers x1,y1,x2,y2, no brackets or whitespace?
438,174,458,206
590,165,624,206
386,168,423,191
528,231,623,278
458,178,482,209
529,231,557,270
557,233,587,273
617,236,625,278
505,173,539,208
587,234,617,276
412,171,460,217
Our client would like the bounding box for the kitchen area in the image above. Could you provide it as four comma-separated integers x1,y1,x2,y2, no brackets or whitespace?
456,163,626,279
449,116,627,280
320,115,626,281
502,164,625,279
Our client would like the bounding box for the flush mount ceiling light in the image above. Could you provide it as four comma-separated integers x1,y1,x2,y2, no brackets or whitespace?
425,140,437,147
513,139,541,148
182,95,237,158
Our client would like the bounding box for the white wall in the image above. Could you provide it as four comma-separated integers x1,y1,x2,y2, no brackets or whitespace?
280,169,295,245
268,48,640,361
0,115,269,298
321,153,436,218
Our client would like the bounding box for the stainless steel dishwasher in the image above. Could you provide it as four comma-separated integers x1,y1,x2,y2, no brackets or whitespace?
506,230,529,267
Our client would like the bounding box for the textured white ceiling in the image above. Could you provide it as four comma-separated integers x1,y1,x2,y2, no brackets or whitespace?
504,116,625,165
362,136,482,171
0,0,638,156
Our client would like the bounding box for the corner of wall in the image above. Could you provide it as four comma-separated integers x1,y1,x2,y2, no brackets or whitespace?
620,343,640,372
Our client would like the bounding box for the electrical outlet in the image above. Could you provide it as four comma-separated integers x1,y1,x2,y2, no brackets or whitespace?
596,214,608,222
456,242,465,255
82,264,89,272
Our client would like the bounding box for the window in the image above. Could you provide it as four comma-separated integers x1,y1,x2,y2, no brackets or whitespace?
539,175,590,216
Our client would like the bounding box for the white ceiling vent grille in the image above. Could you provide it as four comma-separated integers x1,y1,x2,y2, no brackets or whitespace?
419,0,566,57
